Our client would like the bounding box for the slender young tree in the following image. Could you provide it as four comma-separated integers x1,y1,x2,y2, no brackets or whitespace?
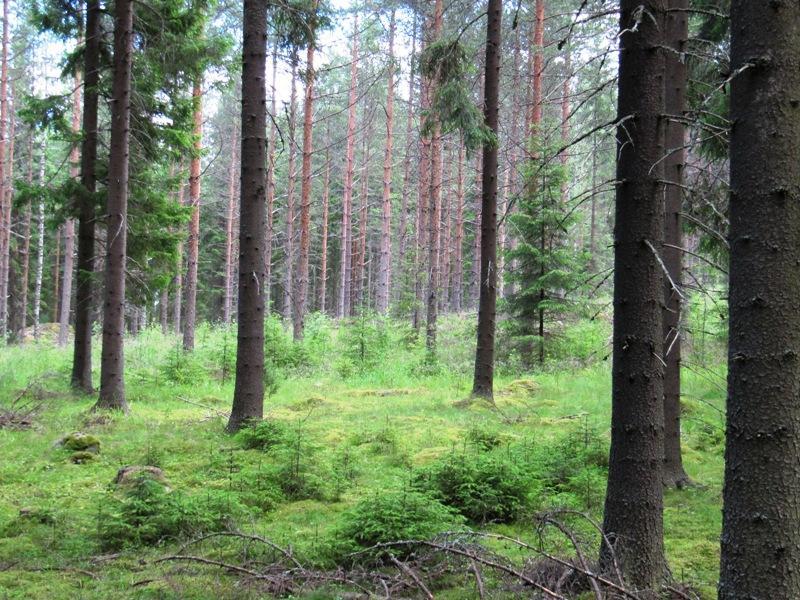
283,55,298,320
33,140,46,340
223,124,238,324
183,79,203,351
719,1,800,596
58,69,82,347
318,145,330,312
72,0,100,391
96,0,134,411
376,9,396,315
228,0,267,432
662,0,690,489
172,174,185,332
265,43,277,315
599,0,667,587
294,4,318,340
0,0,9,340
338,14,358,318
471,0,501,399
424,0,443,356
451,141,464,312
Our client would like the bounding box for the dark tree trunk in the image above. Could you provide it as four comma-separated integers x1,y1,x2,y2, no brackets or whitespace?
719,2,800,597
183,79,202,351
599,0,667,588
471,0,501,399
96,0,134,411
662,0,690,489
228,0,267,432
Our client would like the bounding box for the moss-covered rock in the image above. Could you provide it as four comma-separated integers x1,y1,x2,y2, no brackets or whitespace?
57,432,101,453
70,451,97,464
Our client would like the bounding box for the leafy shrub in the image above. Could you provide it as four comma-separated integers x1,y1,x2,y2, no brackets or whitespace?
264,315,309,371
414,453,531,523
160,348,207,385
97,474,244,550
334,490,464,562
236,419,289,451
465,425,503,451
336,312,390,377
234,465,285,511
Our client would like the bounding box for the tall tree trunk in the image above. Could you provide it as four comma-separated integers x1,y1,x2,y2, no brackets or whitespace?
471,0,501,399
376,10,396,314
52,227,61,323
183,79,202,351
599,0,667,587
283,56,298,320
172,174,185,333
451,141,464,312
96,0,134,411
662,0,690,490
33,140,46,341
528,0,545,142
160,289,168,334
0,0,9,341
223,125,238,325
559,48,571,205
424,0,443,357
396,16,416,308
353,119,371,310
265,43,278,314
59,69,82,347
338,15,359,318
228,0,268,431
72,0,100,391
294,16,317,341
17,139,33,339
318,147,330,312
414,25,431,331
719,1,800,596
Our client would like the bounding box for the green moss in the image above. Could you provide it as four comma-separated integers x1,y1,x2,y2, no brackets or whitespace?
61,433,101,453
70,451,97,464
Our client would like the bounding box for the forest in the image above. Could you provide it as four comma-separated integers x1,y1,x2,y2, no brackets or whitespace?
0,0,789,598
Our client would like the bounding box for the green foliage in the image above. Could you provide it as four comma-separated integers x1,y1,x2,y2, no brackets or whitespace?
334,490,464,562
160,347,207,385
413,453,531,523
96,475,244,550
504,135,590,366
419,38,495,153
236,419,289,451
464,425,503,452
336,312,390,377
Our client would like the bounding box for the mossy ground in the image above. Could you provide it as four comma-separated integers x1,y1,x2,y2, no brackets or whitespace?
0,315,725,599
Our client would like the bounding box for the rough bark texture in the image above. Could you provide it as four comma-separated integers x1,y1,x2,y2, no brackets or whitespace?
96,0,134,411
223,125,238,325
0,0,9,340
338,15,359,319
396,17,416,308
172,175,185,333
59,69,82,348
72,0,100,394
599,0,667,589
472,0,501,399
376,10,396,315
451,142,464,312
15,140,32,339
719,1,800,597
283,57,298,320
265,43,277,315
183,80,203,351
424,0,443,356
33,144,45,340
318,150,330,313
662,0,690,489
294,24,316,341
228,0,267,432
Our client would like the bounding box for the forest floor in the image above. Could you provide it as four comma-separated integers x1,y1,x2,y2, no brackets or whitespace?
0,316,724,599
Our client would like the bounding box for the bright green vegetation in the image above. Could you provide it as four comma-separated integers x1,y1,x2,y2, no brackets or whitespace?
0,314,725,599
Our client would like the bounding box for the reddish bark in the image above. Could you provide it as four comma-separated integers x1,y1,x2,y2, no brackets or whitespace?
294,16,317,340
283,56,298,319
338,15,359,318
319,149,330,312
